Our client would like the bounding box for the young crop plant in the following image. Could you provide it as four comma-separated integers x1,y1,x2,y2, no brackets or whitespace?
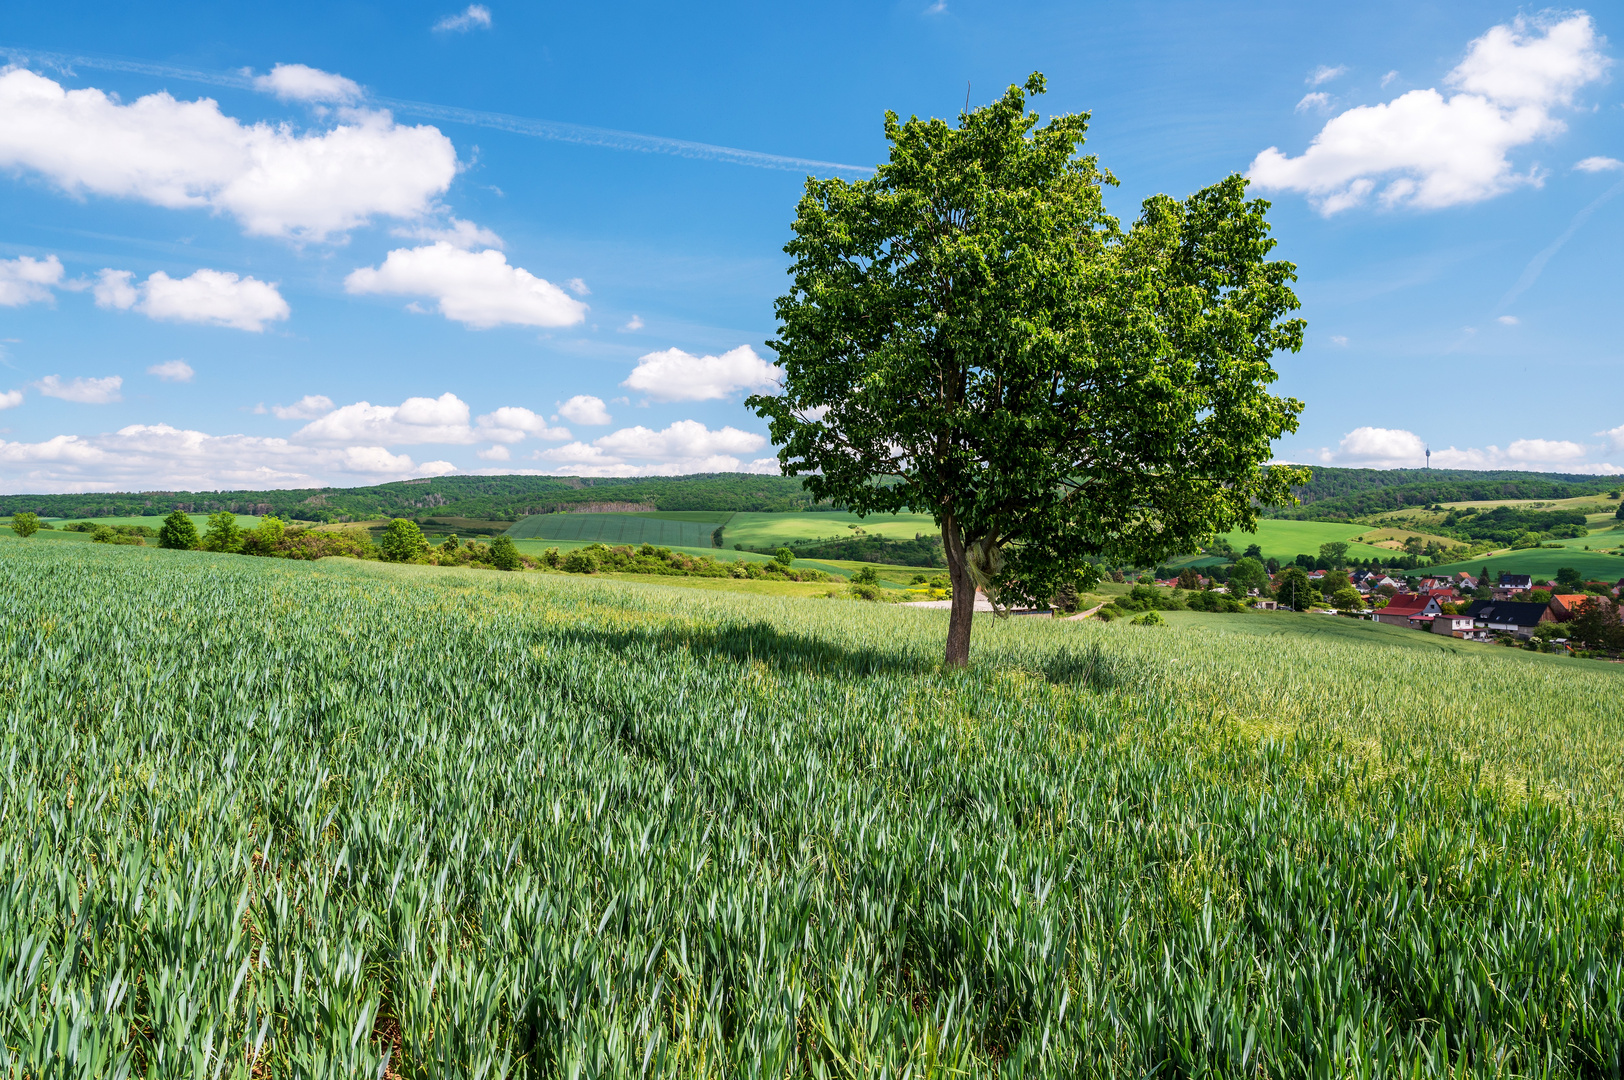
2,542,1622,1076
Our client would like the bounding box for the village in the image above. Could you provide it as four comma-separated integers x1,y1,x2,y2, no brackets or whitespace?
1155,562,1624,652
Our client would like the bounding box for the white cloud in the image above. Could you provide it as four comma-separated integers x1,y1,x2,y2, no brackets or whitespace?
1296,92,1332,114
1321,425,1614,471
477,444,510,461
475,405,570,442
1497,314,1519,325
1575,155,1624,172
0,254,65,306
1604,423,1624,451
1330,334,1349,345
1249,14,1610,214
1381,70,1400,88
99,268,289,332
92,269,139,310
272,394,335,420
0,422,457,492
0,68,457,241
538,419,770,476
619,314,644,332
251,64,361,104
147,360,194,382
0,389,22,410
564,277,590,297
622,344,780,402
434,4,492,32
391,216,504,249
345,243,587,328
558,394,611,425
1309,64,1349,86
34,374,122,404
288,393,568,446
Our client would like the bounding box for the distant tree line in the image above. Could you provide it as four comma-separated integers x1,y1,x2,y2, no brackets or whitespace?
741,534,945,567
1268,467,1610,520
0,474,831,523
149,512,530,571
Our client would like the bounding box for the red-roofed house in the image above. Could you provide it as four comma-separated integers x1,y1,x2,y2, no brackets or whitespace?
1549,593,1612,622
1374,594,1442,628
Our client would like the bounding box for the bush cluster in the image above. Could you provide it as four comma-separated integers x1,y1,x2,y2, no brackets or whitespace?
1096,584,1246,622
544,542,832,583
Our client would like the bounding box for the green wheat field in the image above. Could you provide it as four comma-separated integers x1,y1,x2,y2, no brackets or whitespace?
2,541,1621,1077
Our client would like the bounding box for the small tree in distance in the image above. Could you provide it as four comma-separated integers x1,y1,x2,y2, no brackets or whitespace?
158,511,200,550
9,512,40,538
750,74,1307,665
489,535,521,571
202,512,243,554
379,519,429,563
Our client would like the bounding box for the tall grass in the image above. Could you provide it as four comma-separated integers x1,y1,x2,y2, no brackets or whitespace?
1,542,1620,1077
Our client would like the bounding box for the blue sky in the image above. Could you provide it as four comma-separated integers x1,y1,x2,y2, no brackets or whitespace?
0,1,1619,492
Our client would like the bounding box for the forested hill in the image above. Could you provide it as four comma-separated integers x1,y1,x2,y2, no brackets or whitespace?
0,474,824,521
1269,466,1614,520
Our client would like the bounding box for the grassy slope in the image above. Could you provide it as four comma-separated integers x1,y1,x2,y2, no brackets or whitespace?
507,512,720,547
1219,519,1391,562
1421,545,1624,582
725,510,940,548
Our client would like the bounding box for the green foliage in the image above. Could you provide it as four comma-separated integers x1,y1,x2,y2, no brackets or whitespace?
773,547,795,567
379,518,429,563
750,74,1304,662
1331,586,1363,610
1567,597,1624,652
201,511,243,554
1275,566,1314,611
851,565,880,586
157,510,200,550
489,534,521,572
1556,566,1583,588
1229,557,1271,598
1269,466,1609,520
849,582,882,601
1318,541,1349,568
8,511,40,537
240,516,286,557
1129,610,1166,626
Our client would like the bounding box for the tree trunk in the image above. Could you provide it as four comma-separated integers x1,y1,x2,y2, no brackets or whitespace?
941,516,975,667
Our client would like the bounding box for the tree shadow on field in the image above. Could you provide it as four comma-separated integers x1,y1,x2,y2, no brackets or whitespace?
548,616,958,680
1039,643,1125,691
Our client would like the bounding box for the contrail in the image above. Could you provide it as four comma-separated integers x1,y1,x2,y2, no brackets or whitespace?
1498,174,1624,309
0,45,873,178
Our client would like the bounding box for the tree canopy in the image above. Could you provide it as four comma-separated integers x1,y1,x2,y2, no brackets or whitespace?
750,74,1306,664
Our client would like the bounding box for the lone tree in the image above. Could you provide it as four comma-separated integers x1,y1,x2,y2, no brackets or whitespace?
749,74,1306,665
158,511,200,550
9,512,40,538
379,519,429,563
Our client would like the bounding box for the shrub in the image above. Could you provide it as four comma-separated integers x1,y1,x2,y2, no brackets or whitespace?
562,548,599,574
773,547,795,567
542,547,562,568
9,512,41,538
490,535,521,572
379,519,429,563
850,583,882,601
851,565,880,586
158,511,201,550
1131,610,1166,626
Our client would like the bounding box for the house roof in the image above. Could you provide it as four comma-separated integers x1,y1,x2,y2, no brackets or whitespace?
1498,574,1533,587
1465,599,1548,625
1552,593,1610,611
1381,594,1436,614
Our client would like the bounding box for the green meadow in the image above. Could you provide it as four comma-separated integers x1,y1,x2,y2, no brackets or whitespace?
1,538,1621,1076
1219,518,1392,562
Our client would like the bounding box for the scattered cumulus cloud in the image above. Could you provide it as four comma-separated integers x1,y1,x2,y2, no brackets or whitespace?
251,63,362,104
1296,92,1333,114
0,423,457,492
0,68,457,241
477,444,510,461
147,360,194,382
289,393,569,446
924,1,947,14
34,374,122,404
1308,64,1349,86
538,420,772,477
345,243,588,328
622,344,780,402
1497,314,1519,325
1575,155,1624,172
564,278,590,297
1249,14,1611,214
1381,70,1400,88
558,394,611,425
1320,425,1617,471
272,395,334,420
619,315,644,332
390,216,503,249
0,254,65,306
434,4,492,32
1330,335,1349,345
96,268,289,332
0,389,22,410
